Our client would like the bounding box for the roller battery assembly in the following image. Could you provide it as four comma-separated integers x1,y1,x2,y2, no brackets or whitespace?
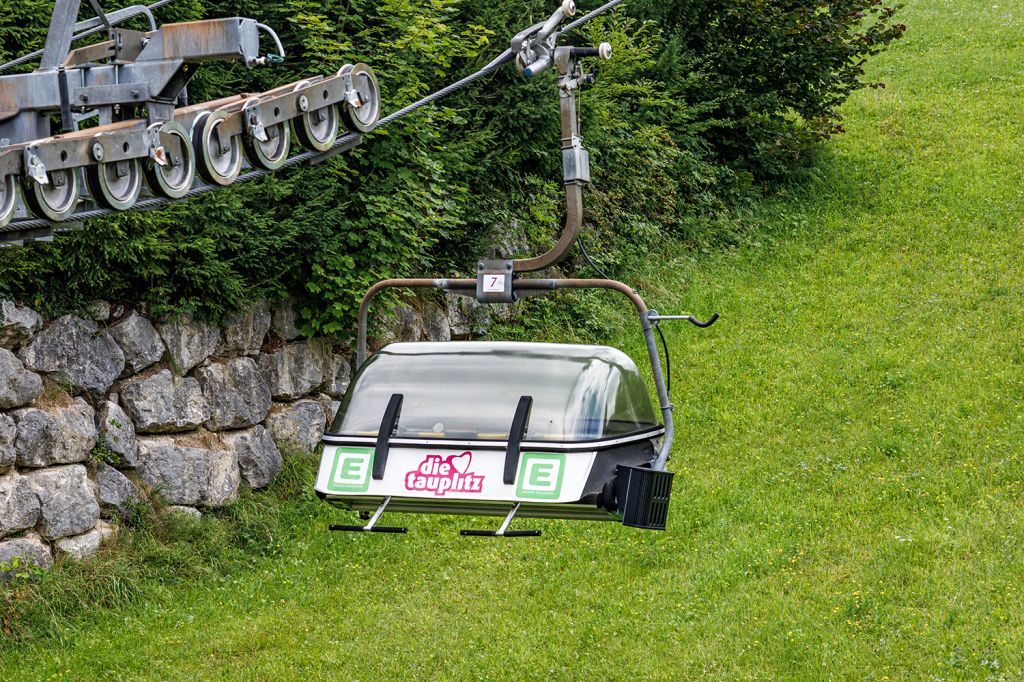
0,0,381,242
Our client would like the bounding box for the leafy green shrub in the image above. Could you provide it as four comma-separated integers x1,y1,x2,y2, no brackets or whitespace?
631,0,906,181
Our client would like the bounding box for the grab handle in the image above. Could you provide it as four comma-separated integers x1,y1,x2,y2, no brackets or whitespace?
648,312,720,328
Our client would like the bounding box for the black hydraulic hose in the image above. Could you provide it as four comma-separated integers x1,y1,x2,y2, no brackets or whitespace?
576,234,612,280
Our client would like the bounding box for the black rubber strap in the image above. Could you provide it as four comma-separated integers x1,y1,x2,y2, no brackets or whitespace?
689,312,720,328
504,396,533,485
372,394,403,480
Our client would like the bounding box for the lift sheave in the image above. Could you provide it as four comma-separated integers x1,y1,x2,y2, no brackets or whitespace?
0,0,381,242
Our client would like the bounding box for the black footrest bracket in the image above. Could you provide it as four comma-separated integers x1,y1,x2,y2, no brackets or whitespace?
331,524,407,533
329,496,407,534
460,502,540,537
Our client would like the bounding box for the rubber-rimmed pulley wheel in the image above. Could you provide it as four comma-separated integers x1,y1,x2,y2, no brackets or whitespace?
193,110,243,186
243,120,291,170
339,63,381,133
22,168,79,222
145,121,196,199
0,174,17,229
293,80,339,152
86,157,143,211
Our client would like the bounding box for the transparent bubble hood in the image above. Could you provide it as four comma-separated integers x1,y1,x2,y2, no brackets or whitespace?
329,342,661,443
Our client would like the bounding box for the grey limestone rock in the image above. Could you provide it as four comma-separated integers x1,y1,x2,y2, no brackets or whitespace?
222,425,283,489
271,299,302,341
97,400,138,467
0,471,40,538
314,393,341,425
95,462,140,518
120,370,210,434
165,505,202,520
0,347,43,409
0,534,53,580
0,301,43,350
54,520,116,560
392,305,424,343
0,414,15,473
264,400,326,456
155,314,220,375
257,342,323,400
23,464,100,540
13,397,97,468
422,302,451,342
196,357,272,431
217,300,271,356
108,311,165,374
447,296,492,339
19,315,125,395
321,352,352,399
84,301,111,322
136,434,239,507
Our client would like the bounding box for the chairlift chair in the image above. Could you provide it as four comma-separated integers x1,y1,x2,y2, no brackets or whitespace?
316,341,673,535
315,1,718,536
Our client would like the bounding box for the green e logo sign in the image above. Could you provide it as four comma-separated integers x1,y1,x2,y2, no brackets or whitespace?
516,452,565,500
327,447,373,493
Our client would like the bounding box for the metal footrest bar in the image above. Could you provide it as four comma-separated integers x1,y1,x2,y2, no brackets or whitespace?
330,496,407,533
460,502,541,537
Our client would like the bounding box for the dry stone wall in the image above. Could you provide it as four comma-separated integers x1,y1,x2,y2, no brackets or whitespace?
0,295,476,577
0,299,353,573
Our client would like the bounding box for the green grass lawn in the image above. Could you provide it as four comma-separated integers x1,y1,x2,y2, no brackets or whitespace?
3,0,1024,678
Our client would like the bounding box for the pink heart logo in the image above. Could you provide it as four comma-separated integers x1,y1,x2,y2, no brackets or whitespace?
450,452,472,475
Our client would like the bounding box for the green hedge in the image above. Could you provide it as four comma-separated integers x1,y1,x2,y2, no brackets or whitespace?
0,0,903,333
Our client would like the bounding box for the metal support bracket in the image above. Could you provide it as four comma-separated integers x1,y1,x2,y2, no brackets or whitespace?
144,122,167,166
476,259,515,303
24,151,48,185
244,101,269,143
460,503,541,537
85,0,113,33
562,134,590,184
344,86,365,110
329,496,408,533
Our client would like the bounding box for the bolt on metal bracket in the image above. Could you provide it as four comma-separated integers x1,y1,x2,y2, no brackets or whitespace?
24,151,48,184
